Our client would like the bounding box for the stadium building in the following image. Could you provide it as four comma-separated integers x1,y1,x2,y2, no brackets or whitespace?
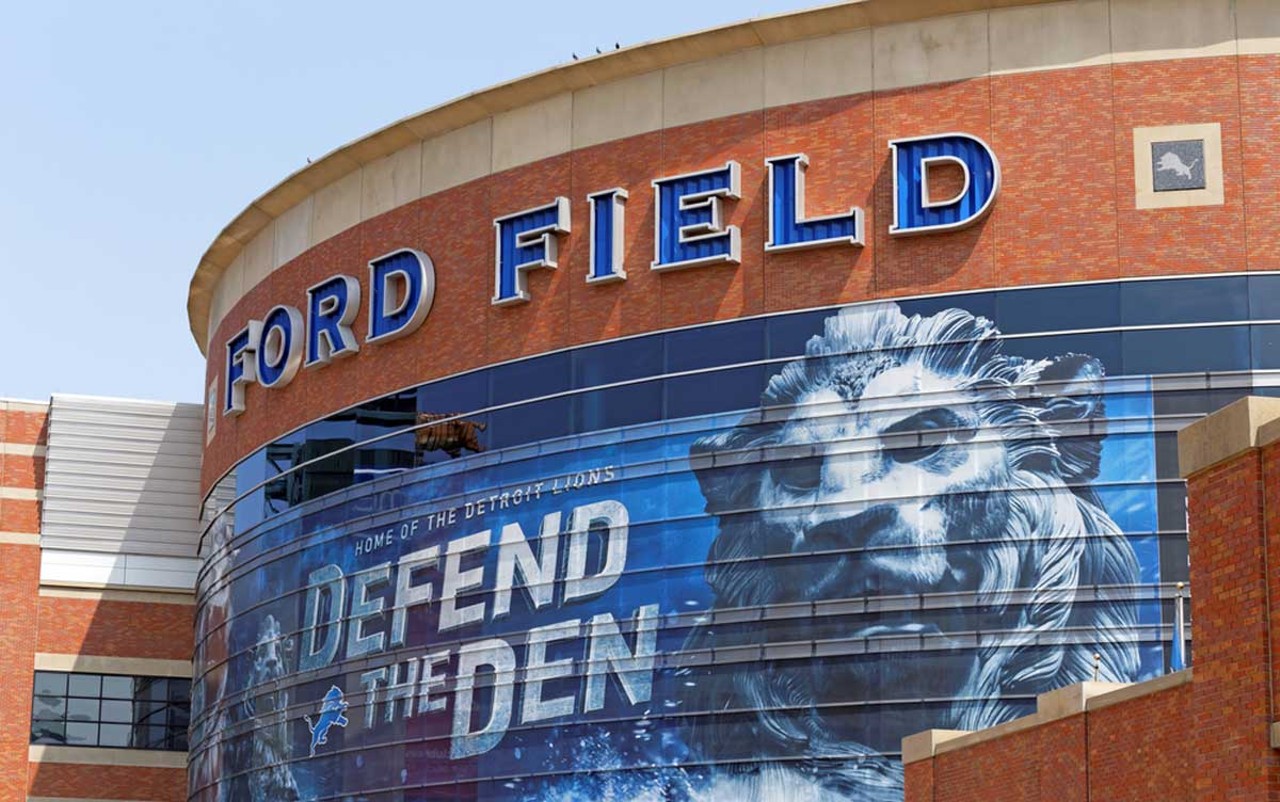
5,0,1280,800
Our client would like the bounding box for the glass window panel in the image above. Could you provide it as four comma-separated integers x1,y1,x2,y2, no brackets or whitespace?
996,332,1122,378
99,723,132,747
1249,275,1280,320
65,722,97,746
66,698,98,722
573,381,663,432
1122,326,1250,374
665,319,765,372
573,335,664,387
169,726,190,751
665,365,766,420
31,696,65,721
1121,276,1248,326
487,397,572,451
168,680,191,703
101,675,134,699
33,672,66,697
135,700,168,723
766,308,832,359
491,351,571,405
417,370,489,416
996,282,1120,334
898,292,996,324
30,721,65,745
1252,324,1280,369
101,699,133,723
67,674,101,698
140,678,168,703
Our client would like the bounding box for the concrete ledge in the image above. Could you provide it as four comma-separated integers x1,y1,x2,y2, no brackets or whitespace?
0,531,40,545
1269,721,1280,749
1179,396,1280,477
33,653,193,678
1086,668,1192,711
905,673,1192,761
902,729,969,764
38,586,196,606
28,745,187,768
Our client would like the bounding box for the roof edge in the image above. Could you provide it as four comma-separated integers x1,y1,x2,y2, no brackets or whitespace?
187,0,1065,355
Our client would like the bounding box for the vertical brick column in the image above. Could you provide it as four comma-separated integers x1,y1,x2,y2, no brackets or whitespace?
1179,397,1280,801
0,400,48,801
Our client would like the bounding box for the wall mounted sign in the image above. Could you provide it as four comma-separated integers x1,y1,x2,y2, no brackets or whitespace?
223,132,1000,417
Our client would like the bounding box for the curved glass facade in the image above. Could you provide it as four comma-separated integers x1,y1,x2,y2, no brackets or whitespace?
191,274,1280,802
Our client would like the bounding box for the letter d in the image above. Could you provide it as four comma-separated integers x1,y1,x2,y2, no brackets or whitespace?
450,639,516,759
889,132,1000,236
299,564,346,672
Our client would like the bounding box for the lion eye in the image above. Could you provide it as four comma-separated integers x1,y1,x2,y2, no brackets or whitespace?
881,408,974,465
770,456,823,493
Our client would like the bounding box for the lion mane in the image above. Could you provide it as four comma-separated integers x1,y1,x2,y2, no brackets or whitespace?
682,302,1141,800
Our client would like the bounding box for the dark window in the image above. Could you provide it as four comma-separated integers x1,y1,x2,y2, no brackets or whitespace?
31,671,190,751
1000,332,1123,377
1122,326,1250,374
573,335,664,387
574,381,663,432
1120,277,1248,326
996,282,1120,335
665,319,765,373
1252,324,1280,370
665,365,766,420
766,308,831,359
1248,275,1280,321
491,351,571,405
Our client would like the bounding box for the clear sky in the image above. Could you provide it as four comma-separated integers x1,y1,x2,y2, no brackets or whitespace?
0,0,810,403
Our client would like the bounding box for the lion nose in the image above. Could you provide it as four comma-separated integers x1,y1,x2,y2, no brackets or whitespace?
805,504,898,553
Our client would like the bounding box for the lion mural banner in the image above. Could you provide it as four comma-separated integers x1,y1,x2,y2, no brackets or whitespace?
195,301,1164,802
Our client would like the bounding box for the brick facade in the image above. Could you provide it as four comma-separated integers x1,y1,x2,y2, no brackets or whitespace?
1,403,192,802
200,52,1280,493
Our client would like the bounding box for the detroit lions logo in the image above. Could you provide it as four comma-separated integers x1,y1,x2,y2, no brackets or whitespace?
1156,150,1198,180
304,686,349,757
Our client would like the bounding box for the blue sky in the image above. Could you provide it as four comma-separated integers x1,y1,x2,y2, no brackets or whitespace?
0,0,808,403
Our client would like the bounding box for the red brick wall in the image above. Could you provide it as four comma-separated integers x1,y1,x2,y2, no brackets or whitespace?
28,763,186,800
36,597,194,662
2,402,192,801
201,53,1280,493
905,684,1194,802
0,405,46,802
1088,683,1193,802
1186,452,1278,800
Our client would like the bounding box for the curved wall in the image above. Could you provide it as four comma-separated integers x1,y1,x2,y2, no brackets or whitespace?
190,1,1280,800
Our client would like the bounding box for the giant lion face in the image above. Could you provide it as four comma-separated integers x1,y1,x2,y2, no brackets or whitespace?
684,302,1142,795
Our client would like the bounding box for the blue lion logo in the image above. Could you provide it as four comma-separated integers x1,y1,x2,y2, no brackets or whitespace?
304,685,349,757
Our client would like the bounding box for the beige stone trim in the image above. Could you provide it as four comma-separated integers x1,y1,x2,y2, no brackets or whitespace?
1,398,48,413
0,487,41,501
39,586,195,605
1178,396,1280,477
1133,123,1224,210
1085,667,1192,711
905,674,1192,761
28,745,187,768
0,531,40,545
189,0,1280,351
33,653,192,678
0,442,47,457
901,729,968,764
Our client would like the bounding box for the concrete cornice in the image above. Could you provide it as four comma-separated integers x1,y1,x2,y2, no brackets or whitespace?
1178,396,1280,478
